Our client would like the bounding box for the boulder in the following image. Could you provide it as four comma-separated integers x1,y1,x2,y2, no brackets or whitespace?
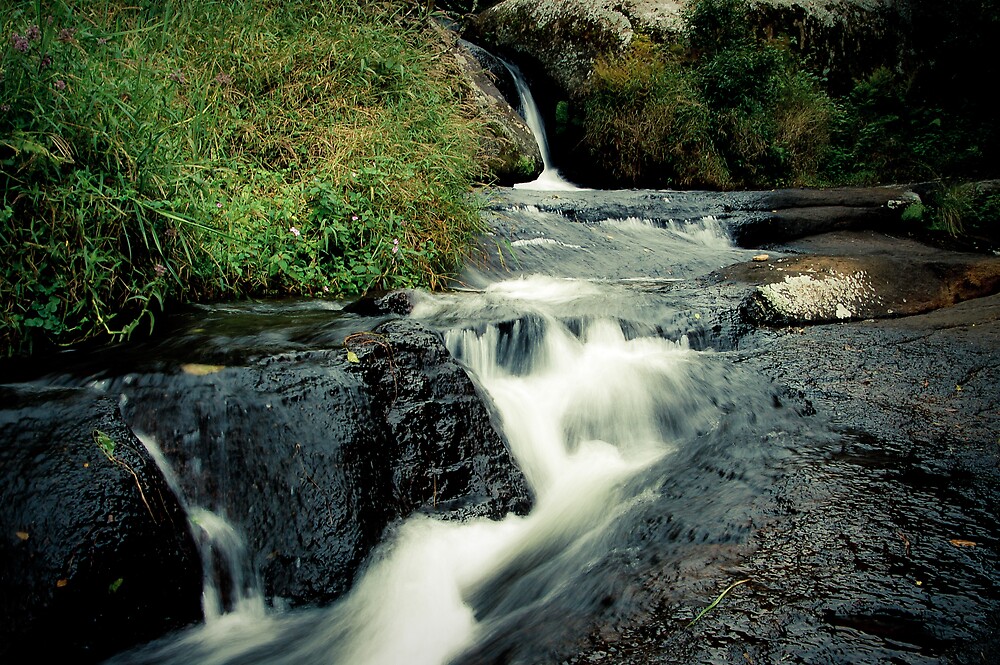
110,317,532,610
0,386,203,664
467,0,639,95
718,232,1000,325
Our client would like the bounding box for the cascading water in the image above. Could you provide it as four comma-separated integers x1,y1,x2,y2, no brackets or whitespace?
98,64,815,665
106,260,813,665
501,59,582,192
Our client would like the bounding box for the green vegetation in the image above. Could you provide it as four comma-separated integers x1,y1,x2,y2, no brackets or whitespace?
569,0,998,199
902,182,1000,243
574,0,833,189
1,0,485,357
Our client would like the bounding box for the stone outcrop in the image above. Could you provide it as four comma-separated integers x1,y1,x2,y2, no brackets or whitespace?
723,233,1000,325
0,387,203,664
438,23,543,184
108,317,532,610
1,315,532,660
467,0,642,94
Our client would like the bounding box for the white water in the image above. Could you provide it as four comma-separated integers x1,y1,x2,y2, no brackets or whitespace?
136,429,265,623
111,276,729,665
502,60,584,192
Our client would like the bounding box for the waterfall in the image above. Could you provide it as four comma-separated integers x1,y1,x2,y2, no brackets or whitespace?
106,271,797,665
500,60,583,191
135,430,266,623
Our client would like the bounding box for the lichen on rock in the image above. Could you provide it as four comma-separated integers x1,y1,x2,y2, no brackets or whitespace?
749,269,882,324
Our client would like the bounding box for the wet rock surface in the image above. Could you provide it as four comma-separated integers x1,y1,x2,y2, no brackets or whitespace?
461,185,1000,664
0,386,203,664
108,316,531,611
559,296,1000,665
3,184,998,664
0,312,532,660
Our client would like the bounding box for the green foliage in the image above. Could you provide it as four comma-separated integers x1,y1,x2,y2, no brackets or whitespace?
575,3,832,188
580,36,725,187
572,0,994,193
915,182,1000,240
822,66,993,187
1,0,482,357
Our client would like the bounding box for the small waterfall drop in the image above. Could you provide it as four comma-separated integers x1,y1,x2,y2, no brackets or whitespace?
136,430,266,624
501,59,583,191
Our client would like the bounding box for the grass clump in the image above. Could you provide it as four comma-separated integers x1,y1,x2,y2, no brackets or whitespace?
902,181,1000,244
1,0,484,358
574,0,832,189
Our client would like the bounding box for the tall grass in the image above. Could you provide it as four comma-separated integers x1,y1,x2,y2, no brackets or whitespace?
574,0,832,189
1,0,483,357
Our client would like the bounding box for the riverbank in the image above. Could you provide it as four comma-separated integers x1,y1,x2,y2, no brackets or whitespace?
1,0,485,359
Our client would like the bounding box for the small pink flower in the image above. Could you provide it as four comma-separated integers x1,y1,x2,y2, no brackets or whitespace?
351,215,358,221
290,226,301,237
392,238,399,254
216,202,223,208
53,79,66,90
154,263,167,277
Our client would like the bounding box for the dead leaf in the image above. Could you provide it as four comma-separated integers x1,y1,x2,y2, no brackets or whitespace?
949,539,977,548
56,579,68,588
752,254,769,262
181,363,226,376
346,350,360,363
15,531,28,541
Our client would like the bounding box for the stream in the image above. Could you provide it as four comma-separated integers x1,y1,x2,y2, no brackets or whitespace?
7,55,998,665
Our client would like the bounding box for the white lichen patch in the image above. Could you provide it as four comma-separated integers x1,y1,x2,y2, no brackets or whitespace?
757,270,881,322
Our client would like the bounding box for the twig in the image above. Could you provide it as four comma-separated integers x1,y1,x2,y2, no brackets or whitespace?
94,430,158,524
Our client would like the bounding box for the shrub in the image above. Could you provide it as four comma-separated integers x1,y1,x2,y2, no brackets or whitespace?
579,36,726,187
574,0,832,189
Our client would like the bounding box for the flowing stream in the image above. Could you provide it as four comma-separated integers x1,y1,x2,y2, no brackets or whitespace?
101,52,805,665
91,52,1000,665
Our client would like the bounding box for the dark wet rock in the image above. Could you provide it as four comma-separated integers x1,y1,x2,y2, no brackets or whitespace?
492,268,1000,665
724,186,919,247
441,23,543,185
108,318,530,610
342,288,420,316
0,386,202,665
347,318,533,518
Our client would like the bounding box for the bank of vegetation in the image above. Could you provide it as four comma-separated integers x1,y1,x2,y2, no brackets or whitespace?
555,0,999,245
1,0,485,358
3,0,997,359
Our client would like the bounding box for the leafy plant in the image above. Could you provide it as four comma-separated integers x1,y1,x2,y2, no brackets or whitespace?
573,1,832,189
